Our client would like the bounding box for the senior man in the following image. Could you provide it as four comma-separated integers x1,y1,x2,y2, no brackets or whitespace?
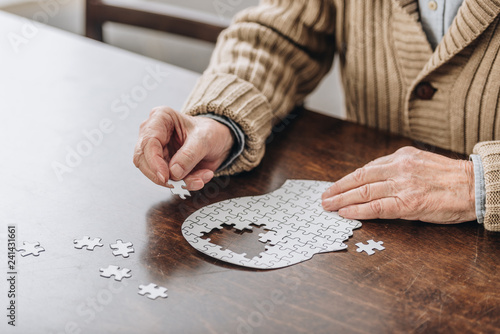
133,0,500,231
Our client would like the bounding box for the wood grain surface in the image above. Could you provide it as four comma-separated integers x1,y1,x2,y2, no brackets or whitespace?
1,11,499,334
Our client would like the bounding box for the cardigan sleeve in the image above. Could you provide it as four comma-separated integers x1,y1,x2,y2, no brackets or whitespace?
181,0,336,175
473,141,500,231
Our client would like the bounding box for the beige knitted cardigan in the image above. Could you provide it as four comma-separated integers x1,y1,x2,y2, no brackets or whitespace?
182,0,500,231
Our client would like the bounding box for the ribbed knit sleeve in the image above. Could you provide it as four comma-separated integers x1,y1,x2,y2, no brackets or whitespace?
473,141,500,232
181,0,336,175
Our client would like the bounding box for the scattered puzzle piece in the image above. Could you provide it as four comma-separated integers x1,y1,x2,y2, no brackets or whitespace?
167,179,191,199
74,236,104,251
356,239,385,255
138,283,168,300
182,180,362,269
110,239,134,258
99,265,132,281
16,241,45,257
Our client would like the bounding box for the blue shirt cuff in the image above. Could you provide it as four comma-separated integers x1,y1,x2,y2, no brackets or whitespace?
470,154,486,224
197,114,245,172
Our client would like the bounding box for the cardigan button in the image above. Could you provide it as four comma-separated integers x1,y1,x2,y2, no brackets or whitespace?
415,82,437,100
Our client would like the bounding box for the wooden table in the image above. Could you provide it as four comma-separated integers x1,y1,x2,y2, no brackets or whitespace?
1,11,499,334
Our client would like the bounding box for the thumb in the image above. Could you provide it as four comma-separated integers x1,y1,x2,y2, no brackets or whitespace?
169,136,206,180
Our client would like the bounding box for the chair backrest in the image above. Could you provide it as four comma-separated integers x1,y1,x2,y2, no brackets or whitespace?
85,0,229,43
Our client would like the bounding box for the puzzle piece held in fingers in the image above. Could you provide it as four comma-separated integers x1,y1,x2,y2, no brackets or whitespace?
167,179,191,199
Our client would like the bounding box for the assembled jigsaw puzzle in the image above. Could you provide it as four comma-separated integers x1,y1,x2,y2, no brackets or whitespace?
182,180,362,269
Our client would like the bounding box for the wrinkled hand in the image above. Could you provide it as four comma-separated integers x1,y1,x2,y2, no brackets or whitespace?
322,147,476,224
133,106,234,190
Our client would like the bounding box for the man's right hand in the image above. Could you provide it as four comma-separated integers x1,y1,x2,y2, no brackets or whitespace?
133,106,235,191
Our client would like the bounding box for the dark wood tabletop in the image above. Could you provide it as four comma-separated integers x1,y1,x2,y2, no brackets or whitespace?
1,11,499,334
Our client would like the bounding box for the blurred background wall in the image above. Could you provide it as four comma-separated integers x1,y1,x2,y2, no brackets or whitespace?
1,0,345,118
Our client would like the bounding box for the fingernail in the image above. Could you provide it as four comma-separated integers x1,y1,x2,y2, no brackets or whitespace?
202,171,213,183
322,199,332,210
170,164,184,179
192,180,204,189
338,208,348,216
157,172,166,185
322,189,330,200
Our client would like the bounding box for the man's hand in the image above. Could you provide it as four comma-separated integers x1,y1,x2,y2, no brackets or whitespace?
133,106,234,191
322,146,476,224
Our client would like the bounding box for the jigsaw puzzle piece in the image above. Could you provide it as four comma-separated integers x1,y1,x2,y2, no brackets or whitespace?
138,283,168,300
288,246,318,261
255,246,293,268
16,241,45,257
167,179,191,199
218,197,252,212
225,219,256,231
110,240,135,258
99,265,132,281
195,202,224,218
245,198,279,215
73,236,103,251
182,221,212,238
221,251,252,267
281,203,309,217
312,234,349,252
271,180,310,197
297,221,326,237
356,240,385,255
206,206,239,224
250,252,283,269
284,194,317,210
262,205,303,224
234,208,270,227
258,229,293,246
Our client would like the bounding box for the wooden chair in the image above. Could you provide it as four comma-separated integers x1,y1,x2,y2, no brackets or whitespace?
85,0,228,44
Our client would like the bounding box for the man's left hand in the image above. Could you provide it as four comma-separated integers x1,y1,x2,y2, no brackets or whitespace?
321,146,477,224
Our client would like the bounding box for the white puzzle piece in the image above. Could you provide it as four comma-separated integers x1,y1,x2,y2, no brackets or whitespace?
138,283,168,300
182,180,362,269
356,240,385,255
167,179,191,199
73,236,104,250
16,241,45,257
110,239,135,258
99,265,132,281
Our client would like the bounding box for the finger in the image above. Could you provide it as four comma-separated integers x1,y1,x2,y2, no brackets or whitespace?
133,142,167,186
322,165,393,200
134,137,170,185
364,154,394,167
135,156,167,186
141,108,176,148
144,137,170,182
338,197,404,220
134,108,177,185
183,169,214,191
322,181,394,211
169,136,207,180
